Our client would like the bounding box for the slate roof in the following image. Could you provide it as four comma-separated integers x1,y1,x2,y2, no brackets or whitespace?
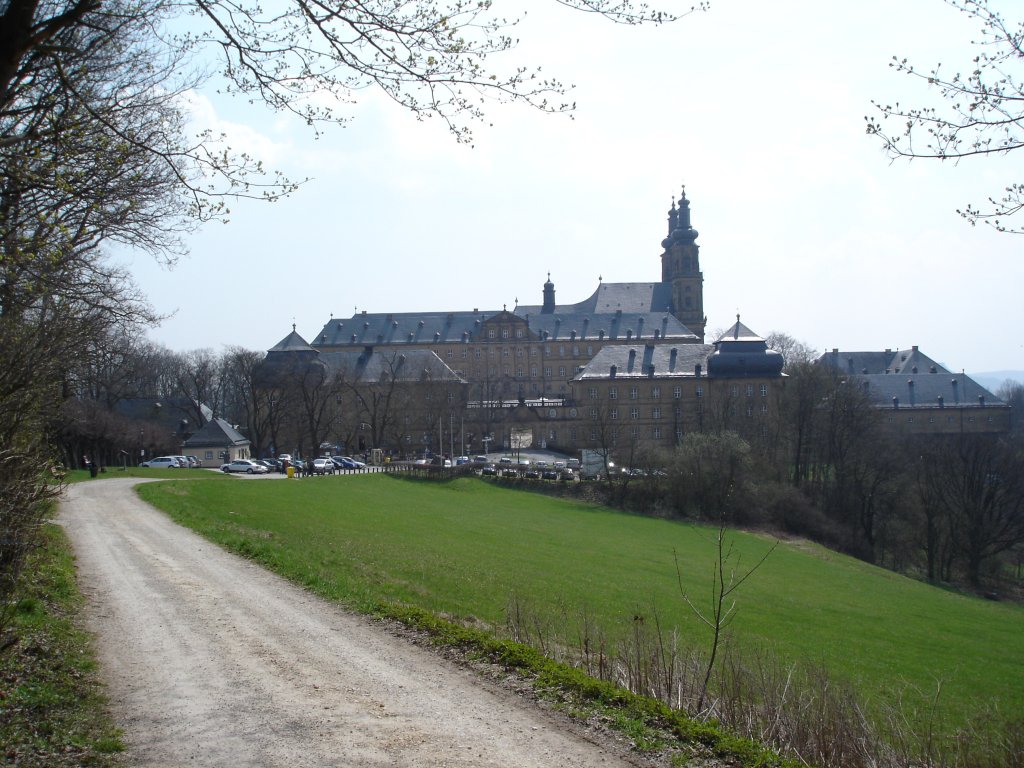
517,282,677,317
715,317,762,343
269,326,316,353
851,373,1003,409
575,343,715,381
183,417,250,448
819,346,950,376
708,318,785,376
312,293,698,348
318,348,465,383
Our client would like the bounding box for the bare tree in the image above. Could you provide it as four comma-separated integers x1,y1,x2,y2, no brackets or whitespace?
676,525,777,715
916,433,1024,587
866,0,1024,232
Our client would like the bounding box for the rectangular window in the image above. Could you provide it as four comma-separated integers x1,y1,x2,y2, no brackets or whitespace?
629,386,638,400
501,327,509,339
558,366,566,377
570,428,577,441
746,384,754,397
590,429,598,441
530,347,537,357
746,405,753,417
516,328,524,338
675,428,683,442
461,349,467,359
761,403,768,414
502,348,510,357
559,345,565,357
609,387,618,400
673,385,682,399
696,385,703,398
653,426,662,439
204,450,213,460
545,367,552,378
610,408,619,420
475,349,482,359
760,384,768,397
516,367,524,377
530,366,537,377
446,349,453,358
630,407,639,420
590,408,598,420
652,407,661,419
651,386,661,399
588,387,598,399
631,426,639,439
487,328,496,339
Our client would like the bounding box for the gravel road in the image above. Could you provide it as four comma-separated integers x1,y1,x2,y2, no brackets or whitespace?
59,478,645,767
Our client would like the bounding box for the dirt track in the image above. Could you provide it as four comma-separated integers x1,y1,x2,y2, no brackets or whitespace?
59,478,645,767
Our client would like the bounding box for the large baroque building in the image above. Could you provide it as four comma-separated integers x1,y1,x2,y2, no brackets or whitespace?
818,346,1011,434
259,189,790,459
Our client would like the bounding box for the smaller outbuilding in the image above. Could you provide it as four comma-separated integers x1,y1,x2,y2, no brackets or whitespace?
182,418,252,467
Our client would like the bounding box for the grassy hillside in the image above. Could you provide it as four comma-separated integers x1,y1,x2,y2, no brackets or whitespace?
138,473,1023,724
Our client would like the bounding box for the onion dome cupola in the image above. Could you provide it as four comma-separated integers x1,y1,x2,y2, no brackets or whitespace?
706,315,784,377
541,273,556,314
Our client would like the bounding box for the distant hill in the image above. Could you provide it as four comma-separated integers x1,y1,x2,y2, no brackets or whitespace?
969,371,1024,393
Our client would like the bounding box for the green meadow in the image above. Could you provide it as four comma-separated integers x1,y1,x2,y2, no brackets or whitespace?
137,473,1023,724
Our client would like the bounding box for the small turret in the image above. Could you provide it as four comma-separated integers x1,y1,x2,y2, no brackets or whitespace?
541,273,556,314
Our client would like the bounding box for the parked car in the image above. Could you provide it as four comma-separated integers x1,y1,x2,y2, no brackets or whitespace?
455,455,470,465
169,455,190,467
541,469,559,481
473,455,488,464
221,459,268,474
139,456,179,468
186,455,201,468
312,458,334,475
255,459,276,471
481,464,497,476
332,456,365,469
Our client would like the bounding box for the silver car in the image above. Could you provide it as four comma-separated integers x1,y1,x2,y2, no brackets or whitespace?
221,459,268,474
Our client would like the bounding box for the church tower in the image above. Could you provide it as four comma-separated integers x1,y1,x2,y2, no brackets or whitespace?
660,187,705,341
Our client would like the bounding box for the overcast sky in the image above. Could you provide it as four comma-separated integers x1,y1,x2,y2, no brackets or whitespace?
121,0,1023,376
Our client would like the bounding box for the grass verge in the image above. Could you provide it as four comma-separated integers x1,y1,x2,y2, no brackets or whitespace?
0,524,122,767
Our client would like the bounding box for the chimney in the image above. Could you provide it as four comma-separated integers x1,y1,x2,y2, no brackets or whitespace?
695,364,702,377
610,365,617,378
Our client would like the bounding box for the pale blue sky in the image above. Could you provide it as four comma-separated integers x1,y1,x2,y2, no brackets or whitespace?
123,0,1023,374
